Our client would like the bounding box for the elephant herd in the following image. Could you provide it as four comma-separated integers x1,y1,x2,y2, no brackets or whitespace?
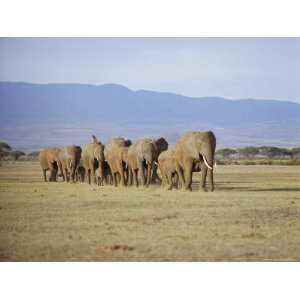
38,131,216,192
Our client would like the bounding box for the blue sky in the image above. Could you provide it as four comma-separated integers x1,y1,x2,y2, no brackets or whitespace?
0,38,299,102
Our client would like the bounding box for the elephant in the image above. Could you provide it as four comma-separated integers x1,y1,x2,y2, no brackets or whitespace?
75,164,85,183
81,135,105,185
174,131,216,192
39,147,61,182
95,167,104,186
151,137,168,183
157,149,179,190
57,145,82,183
104,137,132,187
127,137,168,187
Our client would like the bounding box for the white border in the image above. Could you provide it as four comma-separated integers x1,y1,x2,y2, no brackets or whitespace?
1,0,300,300
0,0,300,36
1,263,299,300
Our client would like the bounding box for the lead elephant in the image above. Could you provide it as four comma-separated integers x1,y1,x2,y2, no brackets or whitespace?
57,145,82,183
127,137,168,187
104,137,132,187
174,131,216,192
39,147,61,182
81,135,105,184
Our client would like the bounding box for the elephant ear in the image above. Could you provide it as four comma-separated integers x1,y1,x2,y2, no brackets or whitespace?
188,135,201,159
92,135,98,144
155,137,168,152
125,139,132,147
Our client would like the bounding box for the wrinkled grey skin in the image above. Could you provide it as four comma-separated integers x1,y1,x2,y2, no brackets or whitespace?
157,149,179,190
127,137,168,187
58,145,82,183
104,137,132,187
174,131,216,192
81,136,105,184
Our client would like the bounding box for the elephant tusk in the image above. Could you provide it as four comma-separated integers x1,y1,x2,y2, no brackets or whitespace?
203,155,213,170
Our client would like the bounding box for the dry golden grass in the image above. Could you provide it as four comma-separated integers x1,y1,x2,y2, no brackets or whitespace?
0,161,300,261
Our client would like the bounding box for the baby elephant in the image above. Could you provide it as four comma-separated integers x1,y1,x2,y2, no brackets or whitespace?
95,167,105,186
75,165,85,183
157,149,179,190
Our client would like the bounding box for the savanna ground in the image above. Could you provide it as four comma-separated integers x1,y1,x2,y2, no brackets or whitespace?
0,161,300,261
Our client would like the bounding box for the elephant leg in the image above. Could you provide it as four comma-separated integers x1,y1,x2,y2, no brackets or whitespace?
113,172,118,187
173,172,179,189
151,164,159,184
160,170,166,187
87,170,91,184
163,171,169,187
54,168,58,181
120,170,126,186
166,171,173,190
124,169,128,185
146,164,152,187
42,169,47,182
139,162,146,186
92,168,97,184
117,173,121,185
128,168,133,186
133,169,139,187
70,167,75,183
176,163,185,189
208,169,214,192
200,163,208,192
183,161,193,191
118,163,126,187
49,165,57,182
64,168,69,182
57,162,64,181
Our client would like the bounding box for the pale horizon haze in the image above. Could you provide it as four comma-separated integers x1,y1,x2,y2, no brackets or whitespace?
0,37,299,102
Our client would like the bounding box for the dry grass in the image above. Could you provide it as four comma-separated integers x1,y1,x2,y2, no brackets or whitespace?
0,161,300,261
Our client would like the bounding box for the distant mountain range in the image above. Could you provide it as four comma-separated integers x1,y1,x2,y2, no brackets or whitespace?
0,81,300,151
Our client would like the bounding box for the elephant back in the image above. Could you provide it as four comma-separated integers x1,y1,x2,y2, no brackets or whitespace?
158,149,175,161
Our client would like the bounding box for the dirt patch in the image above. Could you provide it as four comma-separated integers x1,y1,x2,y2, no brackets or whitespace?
142,214,178,225
241,232,266,239
96,245,135,253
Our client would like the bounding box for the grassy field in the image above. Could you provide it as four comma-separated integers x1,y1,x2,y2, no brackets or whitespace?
0,161,300,261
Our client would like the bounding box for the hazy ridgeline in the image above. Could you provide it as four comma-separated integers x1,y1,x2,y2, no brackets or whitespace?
1,82,300,152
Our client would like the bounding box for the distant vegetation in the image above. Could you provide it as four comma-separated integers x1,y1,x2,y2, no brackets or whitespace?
216,146,300,165
0,141,39,164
